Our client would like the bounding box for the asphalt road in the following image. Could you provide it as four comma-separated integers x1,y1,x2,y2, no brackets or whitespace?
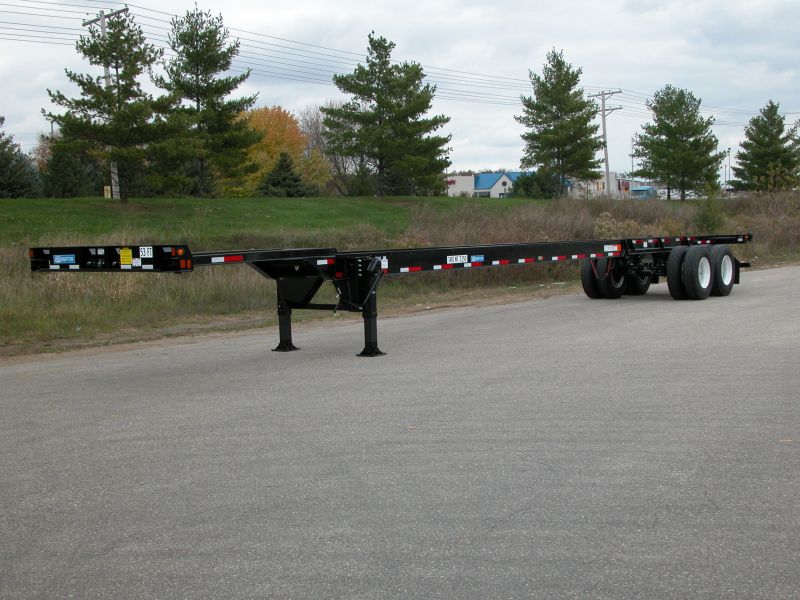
1,266,798,599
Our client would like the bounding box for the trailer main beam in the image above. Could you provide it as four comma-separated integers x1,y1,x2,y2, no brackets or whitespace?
30,233,752,356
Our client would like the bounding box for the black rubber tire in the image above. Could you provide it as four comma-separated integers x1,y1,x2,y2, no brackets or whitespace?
682,245,713,300
666,246,689,300
580,259,603,299
710,244,735,297
624,272,651,295
594,258,626,299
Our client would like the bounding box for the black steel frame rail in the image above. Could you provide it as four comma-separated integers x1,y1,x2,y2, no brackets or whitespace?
29,233,752,356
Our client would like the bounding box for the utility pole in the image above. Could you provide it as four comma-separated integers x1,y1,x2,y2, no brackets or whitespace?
589,90,622,198
82,7,129,201
727,147,731,196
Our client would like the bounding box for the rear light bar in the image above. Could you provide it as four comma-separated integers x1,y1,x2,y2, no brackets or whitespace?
29,245,193,273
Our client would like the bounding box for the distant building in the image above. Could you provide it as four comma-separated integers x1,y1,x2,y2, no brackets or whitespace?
630,186,658,199
445,172,524,198
446,171,655,199
444,175,476,197
567,172,654,199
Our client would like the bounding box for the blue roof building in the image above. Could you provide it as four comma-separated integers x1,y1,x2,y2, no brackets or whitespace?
446,172,527,198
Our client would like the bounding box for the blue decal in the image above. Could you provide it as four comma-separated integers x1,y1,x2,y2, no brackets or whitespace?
53,254,76,265
470,255,485,263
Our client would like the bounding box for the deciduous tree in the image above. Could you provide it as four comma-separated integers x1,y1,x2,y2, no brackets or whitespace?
238,106,327,196
301,102,364,196
516,49,602,197
633,85,725,200
245,107,305,176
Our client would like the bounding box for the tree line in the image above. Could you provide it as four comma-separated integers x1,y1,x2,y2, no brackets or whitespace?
1,14,797,200
513,49,800,200
2,11,451,201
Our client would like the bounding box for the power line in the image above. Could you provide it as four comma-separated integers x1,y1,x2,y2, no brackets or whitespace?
0,8,81,18
0,32,72,42
0,0,792,117
0,18,81,30
0,2,92,15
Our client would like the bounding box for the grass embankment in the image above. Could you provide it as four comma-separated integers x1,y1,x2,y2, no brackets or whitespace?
2,193,798,356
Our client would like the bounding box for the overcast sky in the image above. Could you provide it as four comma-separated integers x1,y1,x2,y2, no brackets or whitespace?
2,0,799,179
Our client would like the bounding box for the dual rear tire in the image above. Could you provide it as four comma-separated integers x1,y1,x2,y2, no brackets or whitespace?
709,245,736,296
582,244,736,301
667,244,735,300
581,258,648,299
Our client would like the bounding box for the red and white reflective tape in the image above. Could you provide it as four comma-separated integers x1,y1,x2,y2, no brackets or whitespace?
211,255,244,263
402,252,629,273
316,258,335,265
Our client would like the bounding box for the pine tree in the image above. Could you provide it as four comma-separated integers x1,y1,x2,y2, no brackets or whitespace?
154,7,259,196
45,12,161,203
42,136,104,198
515,49,602,197
732,100,799,191
633,85,725,200
258,152,313,197
321,33,451,196
0,117,41,198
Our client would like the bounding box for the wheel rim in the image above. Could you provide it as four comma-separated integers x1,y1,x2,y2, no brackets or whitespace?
611,272,625,289
720,255,733,285
698,256,711,288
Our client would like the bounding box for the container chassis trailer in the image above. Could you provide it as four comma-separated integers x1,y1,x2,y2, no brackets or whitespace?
30,233,752,356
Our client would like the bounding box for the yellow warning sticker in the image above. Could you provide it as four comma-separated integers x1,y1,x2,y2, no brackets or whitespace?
120,247,133,265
